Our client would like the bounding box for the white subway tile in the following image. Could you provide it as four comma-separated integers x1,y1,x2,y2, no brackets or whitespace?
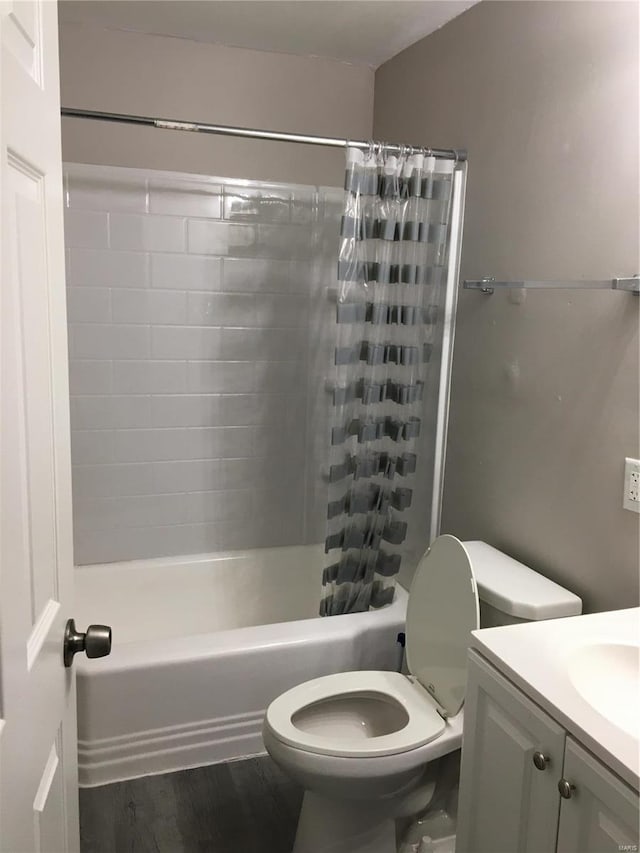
290,193,316,224
115,429,182,463
150,394,259,428
253,486,305,533
256,224,312,260
251,394,307,427
127,493,190,527
67,248,149,288
213,458,257,491
67,287,111,323
112,360,187,394
70,430,114,464
114,426,255,462
187,490,253,523
70,396,111,430
149,179,222,218
152,459,223,493
73,496,126,532
74,527,181,564
252,360,306,395
111,427,249,463
223,187,291,223
110,214,186,252
223,258,292,293
185,426,255,459
108,396,153,428
217,456,299,492
148,290,187,324
74,493,190,530
289,260,319,293
151,253,222,291
111,289,187,325
256,426,306,461
151,325,223,359
72,395,152,429
67,171,148,213
254,293,309,327
112,429,176,463
110,289,148,324
160,524,220,556
179,521,253,552
68,360,112,395
186,292,257,326
64,209,109,249
70,324,150,359
221,326,306,360
187,220,256,256
186,361,255,394
73,530,129,564
72,462,155,499
64,163,328,563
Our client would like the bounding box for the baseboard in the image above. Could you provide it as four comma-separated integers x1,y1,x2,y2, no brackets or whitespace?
78,709,266,787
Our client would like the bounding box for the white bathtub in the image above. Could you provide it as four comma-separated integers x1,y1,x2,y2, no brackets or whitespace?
74,545,407,787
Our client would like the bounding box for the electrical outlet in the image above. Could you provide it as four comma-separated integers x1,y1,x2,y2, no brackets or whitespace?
623,457,640,513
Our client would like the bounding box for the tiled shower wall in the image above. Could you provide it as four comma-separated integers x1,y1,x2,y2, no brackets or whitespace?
64,164,340,565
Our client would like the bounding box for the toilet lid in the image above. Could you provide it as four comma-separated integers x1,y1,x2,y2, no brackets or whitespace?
406,535,480,718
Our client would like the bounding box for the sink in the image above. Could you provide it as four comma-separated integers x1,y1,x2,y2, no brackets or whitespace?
568,642,640,737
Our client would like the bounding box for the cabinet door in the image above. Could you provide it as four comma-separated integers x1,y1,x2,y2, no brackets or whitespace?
557,737,639,853
456,650,566,853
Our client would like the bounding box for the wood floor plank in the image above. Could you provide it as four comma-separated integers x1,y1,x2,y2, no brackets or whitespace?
79,755,303,853
228,757,302,852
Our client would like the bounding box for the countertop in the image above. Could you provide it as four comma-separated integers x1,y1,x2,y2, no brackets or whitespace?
470,607,640,791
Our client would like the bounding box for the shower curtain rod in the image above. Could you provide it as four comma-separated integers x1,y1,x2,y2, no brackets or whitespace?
60,107,467,162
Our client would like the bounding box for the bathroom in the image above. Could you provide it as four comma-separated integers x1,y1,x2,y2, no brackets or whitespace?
0,1,638,852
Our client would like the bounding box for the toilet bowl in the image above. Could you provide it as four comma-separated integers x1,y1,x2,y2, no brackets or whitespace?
264,670,464,802
263,535,582,853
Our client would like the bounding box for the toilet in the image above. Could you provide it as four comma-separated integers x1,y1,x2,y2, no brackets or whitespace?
262,535,582,853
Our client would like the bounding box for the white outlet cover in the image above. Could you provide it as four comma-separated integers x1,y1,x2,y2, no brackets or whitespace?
623,457,640,513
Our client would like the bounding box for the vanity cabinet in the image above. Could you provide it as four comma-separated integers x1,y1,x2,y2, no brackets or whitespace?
457,650,639,853
556,737,639,853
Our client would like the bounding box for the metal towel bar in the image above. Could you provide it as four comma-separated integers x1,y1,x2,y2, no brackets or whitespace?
462,276,639,294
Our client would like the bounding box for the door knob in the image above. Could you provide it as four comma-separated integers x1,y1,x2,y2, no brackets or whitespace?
558,778,576,799
532,750,550,771
63,618,112,667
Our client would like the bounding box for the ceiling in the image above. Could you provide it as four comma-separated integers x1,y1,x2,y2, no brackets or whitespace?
58,1,477,68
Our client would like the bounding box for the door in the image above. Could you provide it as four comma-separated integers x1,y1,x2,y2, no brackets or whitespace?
557,738,639,853
0,1,80,851
456,650,566,853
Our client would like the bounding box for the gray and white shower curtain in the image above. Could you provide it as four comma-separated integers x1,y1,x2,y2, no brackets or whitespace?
320,146,455,616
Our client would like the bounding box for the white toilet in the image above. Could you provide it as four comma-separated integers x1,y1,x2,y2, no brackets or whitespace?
263,535,582,853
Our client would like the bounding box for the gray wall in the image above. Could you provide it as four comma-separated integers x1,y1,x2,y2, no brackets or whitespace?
374,1,639,612
58,22,374,187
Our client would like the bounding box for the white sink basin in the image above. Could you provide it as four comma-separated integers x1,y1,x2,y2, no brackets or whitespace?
568,642,640,737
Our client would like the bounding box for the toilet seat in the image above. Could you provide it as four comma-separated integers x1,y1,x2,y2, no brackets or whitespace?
265,535,480,764
264,670,445,758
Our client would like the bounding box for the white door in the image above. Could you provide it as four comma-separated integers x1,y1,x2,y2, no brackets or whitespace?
0,1,80,850
557,738,639,853
456,650,566,853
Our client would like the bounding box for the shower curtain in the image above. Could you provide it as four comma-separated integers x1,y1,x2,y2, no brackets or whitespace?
320,145,455,616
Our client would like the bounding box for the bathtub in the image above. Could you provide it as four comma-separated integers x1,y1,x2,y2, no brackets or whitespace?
74,545,407,787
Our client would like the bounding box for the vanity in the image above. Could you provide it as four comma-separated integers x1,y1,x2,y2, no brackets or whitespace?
456,607,639,853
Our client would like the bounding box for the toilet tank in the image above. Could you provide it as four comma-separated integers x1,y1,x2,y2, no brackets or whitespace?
463,541,582,628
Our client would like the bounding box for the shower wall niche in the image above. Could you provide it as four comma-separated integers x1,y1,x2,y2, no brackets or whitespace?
64,164,341,565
